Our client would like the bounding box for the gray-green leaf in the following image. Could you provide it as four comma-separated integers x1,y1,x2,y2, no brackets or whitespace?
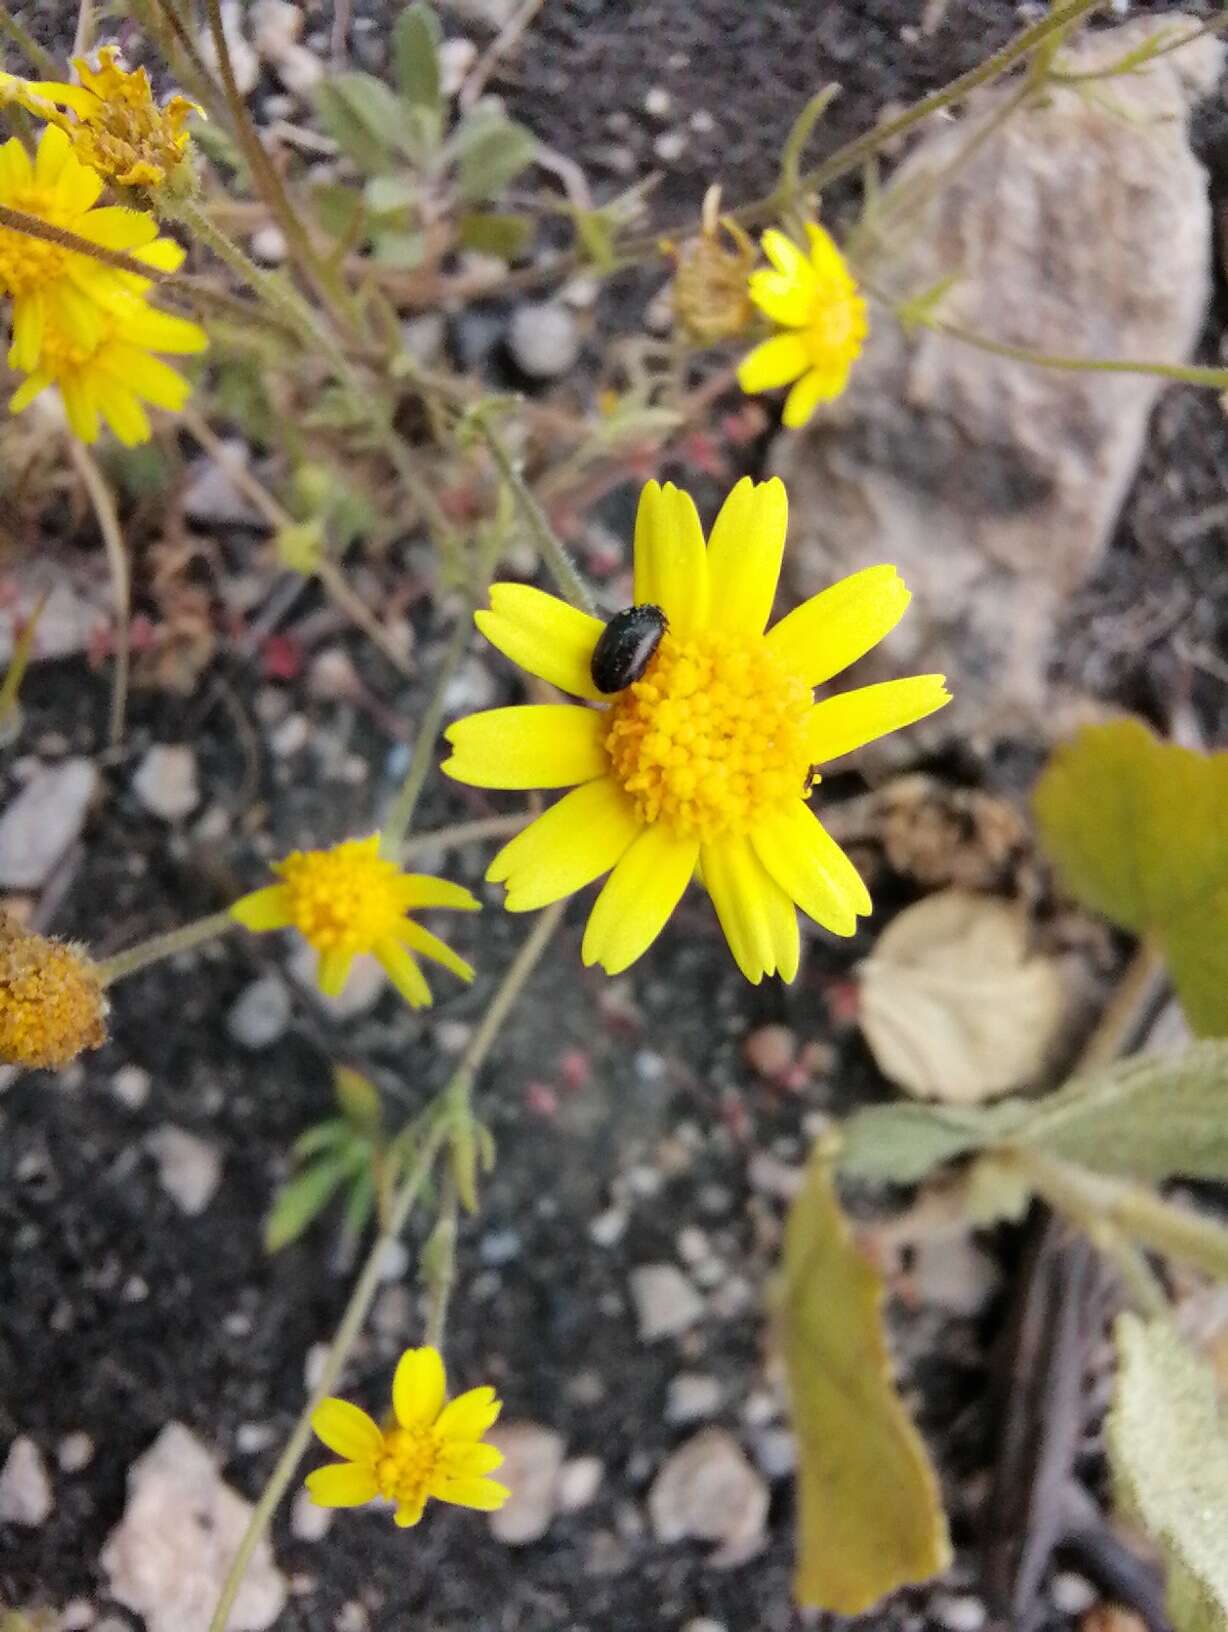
1108,1315,1228,1632
314,73,408,172
839,1039,1228,1185
265,1152,360,1253
451,109,536,202
394,2,443,128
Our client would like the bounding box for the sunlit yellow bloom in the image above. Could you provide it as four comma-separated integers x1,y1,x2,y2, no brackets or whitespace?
229,835,479,1008
737,224,868,428
0,915,107,1069
9,281,207,445
444,478,949,983
307,1345,509,1527
0,124,187,373
0,49,199,188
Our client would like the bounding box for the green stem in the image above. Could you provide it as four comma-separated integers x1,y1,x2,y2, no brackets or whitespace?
0,3,60,75
422,1175,458,1350
206,903,563,1632
97,910,235,987
381,612,472,854
476,418,597,616
136,0,229,123
69,441,128,748
400,812,531,860
918,317,1228,392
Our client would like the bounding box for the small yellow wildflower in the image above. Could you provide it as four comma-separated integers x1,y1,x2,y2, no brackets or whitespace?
444,478,950,983
0,915,107,1069
307,1345,509,1527
229,835,479,1008
0,49,199,189
737,223,868,428
9,278,207,445
0,124,188,374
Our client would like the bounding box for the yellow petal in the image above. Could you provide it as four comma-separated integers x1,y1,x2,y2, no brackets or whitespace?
229,883,292,932
9,292,44,375
392,1346,447,1429
701,835,798,983
751,802,871,936
581,823,698,975
396,921,474,983
0,136,33,193
316,947,354,996
705,476,788,636
394,1492,428,1527
487,777,640,911
59,376,99,444
431,1476,510,1511
805,220,851,282
399,875,480,912
747,266,813,328
437,1440,505,1479
375,939,433,1008
77,205,158,251
24,78,99,119
807,675,950,765
442,705,608,790
475,583,605,701
34,123,70,186
8,372,49,415
103,347,191,412
765,565,910,687
737,332,810,394
96,381,151,447
762,227,816,286
311,1399,384,1463
434,1385,501,1440
305,1462,379,1508
782,365,847,428
111,302,207,355
632,481,709,638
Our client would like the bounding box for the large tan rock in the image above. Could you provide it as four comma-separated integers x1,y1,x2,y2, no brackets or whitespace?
772,19,1222,756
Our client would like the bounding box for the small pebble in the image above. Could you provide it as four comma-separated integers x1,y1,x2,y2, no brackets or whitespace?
133,745,200,822
111,1065,151,1110
1051,1573,1097,1615
644,86,671,117
227,974,293,1051
146,1126,221,1216
251,225,287,264
0,1436,53,1525
58,1431,95,1472
0,759,97,888
556,1455,604,1512
743,1023,797,1079
666,1372,723,1425
60,1601,95,1630
508,302,581,380
236,1423,276,1454
488,1424,566,1545
933,1594,987,1632
676,1227,709,1265
291,1486,334,1541
653,130,687,163
303,1344,330,1393
589,1206,628,1248
629,1264,703,1341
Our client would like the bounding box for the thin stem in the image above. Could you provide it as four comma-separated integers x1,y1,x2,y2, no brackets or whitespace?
381,612,472,853
181,404,289,529
0,204,170,280
476,417,597,616
138,0,229,122
69,441,129,747
399,812,531,860
918,317,1228,392
0,4,60,75
97,910,235,987
369,416,461,551
422,1175,458,1350
316,558,417,682
207,904,563,1632
201,0,358,336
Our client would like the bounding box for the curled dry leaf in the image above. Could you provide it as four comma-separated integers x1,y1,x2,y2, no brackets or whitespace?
857,889,1065,1104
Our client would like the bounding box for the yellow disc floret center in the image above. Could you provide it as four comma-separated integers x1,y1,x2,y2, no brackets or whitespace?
604,629,813,841
276,839,407,956
804,281,868,370
0,187,73,293
375,1424,440,1507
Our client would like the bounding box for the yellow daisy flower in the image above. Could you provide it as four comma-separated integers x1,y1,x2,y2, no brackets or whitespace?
0,49,199,190
737,223,868,428
9,278,207,445
307,1345,509,1527
229,835,480,1008
0,124,187,374
444,478,949,983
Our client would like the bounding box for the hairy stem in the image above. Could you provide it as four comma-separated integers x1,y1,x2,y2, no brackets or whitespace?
96,910,235,986
476,417,597,615
0,203,170,279
0,3,60,75
68,442,129,747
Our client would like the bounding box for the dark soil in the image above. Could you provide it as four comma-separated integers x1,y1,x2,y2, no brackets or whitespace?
2,2,1227,1630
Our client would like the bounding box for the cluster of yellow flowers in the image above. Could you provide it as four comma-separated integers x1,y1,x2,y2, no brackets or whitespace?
0,52,205,444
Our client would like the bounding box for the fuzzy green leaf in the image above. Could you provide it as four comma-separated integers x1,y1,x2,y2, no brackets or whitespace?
457,211,532,260
778,1152,951,1612
839,1040,1228,1186
394,2,443,128
1034,719,1228,1036
334,1066,383,1138
314,74,406,172
452,110,536,202
265,1153,357,1253
1108,1315,1228,1632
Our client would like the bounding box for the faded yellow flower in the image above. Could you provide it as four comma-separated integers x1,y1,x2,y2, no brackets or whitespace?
0,915,107,1069
307,1346,509,1527
672,200,755,344
229,835,479,1008
737,223,868,427
0,48,199,188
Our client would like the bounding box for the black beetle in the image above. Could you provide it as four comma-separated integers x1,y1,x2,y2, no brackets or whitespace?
590,604,668,694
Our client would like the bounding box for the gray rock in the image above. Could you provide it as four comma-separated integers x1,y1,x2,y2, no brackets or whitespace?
771,17,1222,758
445,0,520,28
226,974,293,1050
182,440,264,528
0,759,97,888
291,1485,334,1541
509,302,582,379
556,1455,604,1512
199,2,259,96
146,1127,222,1216
102,1423,286,1632
666,1372,723,1425
0,570,107,667
487,1423,566,1545
647,1428,768,1567
58,1431,95,1472
629,1264,704,1341
0,1436,53,1525
133,745,199,822
911,1234,1002,1317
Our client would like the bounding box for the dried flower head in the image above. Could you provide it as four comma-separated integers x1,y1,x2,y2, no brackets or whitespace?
0,915,107,1069
671,186,756,344
1,49,199,189
307,1345,509,1527
230,835,479,1008
445,478,950,982
737,222,868,427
